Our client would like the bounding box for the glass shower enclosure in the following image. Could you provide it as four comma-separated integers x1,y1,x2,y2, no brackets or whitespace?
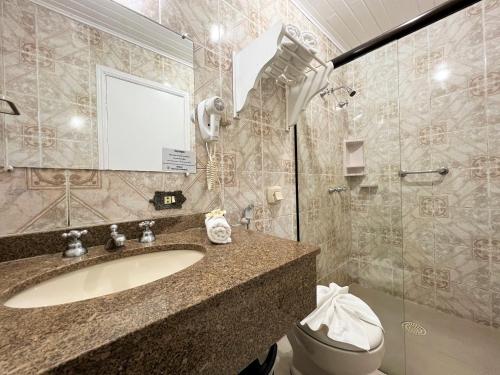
297,1,500,374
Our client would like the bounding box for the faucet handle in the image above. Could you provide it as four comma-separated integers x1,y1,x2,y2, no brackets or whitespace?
62,229,88,240
138,220,156,243
139,220,155,229
107,224,126,250
61,229,88,258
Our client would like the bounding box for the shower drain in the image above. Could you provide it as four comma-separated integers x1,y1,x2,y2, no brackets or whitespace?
401,321,427,336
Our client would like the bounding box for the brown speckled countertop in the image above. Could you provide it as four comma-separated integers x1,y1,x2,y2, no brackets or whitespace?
0,227,319,374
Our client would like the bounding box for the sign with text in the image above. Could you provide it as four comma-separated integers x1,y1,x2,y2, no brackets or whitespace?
162,148,196,173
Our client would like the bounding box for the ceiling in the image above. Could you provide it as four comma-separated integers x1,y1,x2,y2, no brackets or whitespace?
292,0,449,52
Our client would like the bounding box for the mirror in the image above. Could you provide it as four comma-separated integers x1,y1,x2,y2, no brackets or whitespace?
1,0,195,173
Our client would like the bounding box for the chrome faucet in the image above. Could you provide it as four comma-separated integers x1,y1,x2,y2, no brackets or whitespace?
106,224,126,250
139,220,156,243
240,203,254,229
62,229,89,258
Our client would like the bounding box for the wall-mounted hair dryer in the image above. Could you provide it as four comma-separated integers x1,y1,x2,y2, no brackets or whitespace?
191,96,225,192
192,96,225,142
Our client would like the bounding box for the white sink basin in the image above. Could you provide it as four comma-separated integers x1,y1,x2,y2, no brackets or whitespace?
4,249,204,308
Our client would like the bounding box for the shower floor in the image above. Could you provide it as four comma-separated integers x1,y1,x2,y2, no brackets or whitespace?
350,284,500,375
274,284,500,375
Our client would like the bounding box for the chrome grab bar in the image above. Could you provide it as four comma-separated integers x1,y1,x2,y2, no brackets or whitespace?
328,186,348,193
399,167,449,178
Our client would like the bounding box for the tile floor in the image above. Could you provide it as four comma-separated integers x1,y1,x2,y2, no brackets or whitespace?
351,284,500,375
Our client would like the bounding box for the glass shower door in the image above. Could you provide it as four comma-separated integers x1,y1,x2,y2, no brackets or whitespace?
398,3,500,374
344,40,406,375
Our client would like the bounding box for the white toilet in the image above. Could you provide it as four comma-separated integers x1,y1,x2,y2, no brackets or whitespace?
287,286,385,375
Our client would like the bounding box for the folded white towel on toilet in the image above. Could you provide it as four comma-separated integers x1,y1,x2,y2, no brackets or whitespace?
205,215,232,244
300,283,383,351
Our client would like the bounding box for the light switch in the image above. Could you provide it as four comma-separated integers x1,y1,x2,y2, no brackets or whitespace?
267,186,283,204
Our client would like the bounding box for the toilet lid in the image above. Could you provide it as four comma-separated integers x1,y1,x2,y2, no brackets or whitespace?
299,321,383,352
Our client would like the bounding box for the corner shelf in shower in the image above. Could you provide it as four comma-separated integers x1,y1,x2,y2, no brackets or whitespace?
232,23,333,130
343,139,366,176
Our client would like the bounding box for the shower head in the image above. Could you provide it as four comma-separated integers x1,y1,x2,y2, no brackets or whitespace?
320,85,356,109
320,85,356,98
319,88,329,98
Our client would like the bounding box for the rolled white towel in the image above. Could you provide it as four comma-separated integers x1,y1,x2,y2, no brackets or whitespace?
282,24,301,51
301,31,319,54
286,24,301,39
205,215,232,244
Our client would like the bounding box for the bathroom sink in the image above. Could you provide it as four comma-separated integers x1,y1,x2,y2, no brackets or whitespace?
4,249,204,308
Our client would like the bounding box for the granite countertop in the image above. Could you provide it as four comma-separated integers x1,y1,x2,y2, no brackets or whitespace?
0,227,319,374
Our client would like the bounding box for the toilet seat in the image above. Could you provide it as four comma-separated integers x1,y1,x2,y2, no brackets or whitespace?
299,320,383,352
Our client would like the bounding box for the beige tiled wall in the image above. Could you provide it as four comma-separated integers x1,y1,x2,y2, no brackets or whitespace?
297,78,353,284
346,0,500,327
0,0,194,170
0,0,350,280
345,40,403,298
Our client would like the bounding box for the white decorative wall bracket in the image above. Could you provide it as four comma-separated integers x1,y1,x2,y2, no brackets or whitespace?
232,23,333,130
285,63,333,130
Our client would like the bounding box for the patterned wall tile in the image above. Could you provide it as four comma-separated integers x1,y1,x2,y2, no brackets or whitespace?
434,207,490,253
404,269,436,308
436,245,490,289
0,168,68,234
433,168,488,208
89,30,131,73
436,282,492,326
158,0,218,49
222,119,262,172
3,47,38,97
112,0,160,22
262,125,294,173
1,0,37,54
37,6,90,67
418,196,449,218
129,45,164,83
38,59,89,106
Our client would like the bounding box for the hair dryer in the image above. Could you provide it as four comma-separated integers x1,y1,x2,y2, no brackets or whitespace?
192,96,225,142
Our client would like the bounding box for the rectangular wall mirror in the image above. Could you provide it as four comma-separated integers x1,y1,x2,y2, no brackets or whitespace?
0,0,195,173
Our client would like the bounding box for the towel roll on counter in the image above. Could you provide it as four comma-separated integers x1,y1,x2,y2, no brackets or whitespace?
205,209,232,244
